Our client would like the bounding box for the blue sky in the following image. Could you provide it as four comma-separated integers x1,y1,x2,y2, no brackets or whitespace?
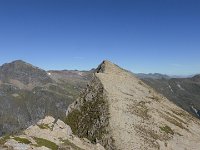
0,0,200,75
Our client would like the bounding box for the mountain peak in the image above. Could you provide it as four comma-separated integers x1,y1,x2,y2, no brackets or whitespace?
102,60,113,65
66,61,200,150
192,74,200,82
11,59,28,64
0,60,52,86
96,60,124,74
1,60,35,69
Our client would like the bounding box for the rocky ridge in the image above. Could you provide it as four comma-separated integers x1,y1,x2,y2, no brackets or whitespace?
66,60,200,150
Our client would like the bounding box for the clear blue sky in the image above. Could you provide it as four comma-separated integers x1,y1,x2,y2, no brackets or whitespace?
0,0,199,75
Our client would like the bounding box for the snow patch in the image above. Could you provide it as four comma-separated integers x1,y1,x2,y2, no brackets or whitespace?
169,85,174,93
191,106,200,117
177,84,185,90
78,72,83,76
48,72,51,76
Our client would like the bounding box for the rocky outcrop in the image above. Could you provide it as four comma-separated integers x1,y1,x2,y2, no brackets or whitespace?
0,116,105,150
66,76,114,150
66,60,200,150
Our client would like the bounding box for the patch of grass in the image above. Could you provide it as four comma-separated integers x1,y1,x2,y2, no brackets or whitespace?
13,137,32,144
171,109,186,117
65,81,110,146
77,97,109,143
134,125,160,149
33,137,58,150
138,81,143,85
161,112,188,130
60,139,84,150
160,125,174,135
165,111,186,125
65,96,109,143
0,135,10,145
148,94,160,102
64,109,82,133
128,101,150,119
37,124,51,130
64,77,116,150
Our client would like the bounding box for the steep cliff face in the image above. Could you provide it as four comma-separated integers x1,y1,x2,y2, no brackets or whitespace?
65,76,115,150
66,60,200,150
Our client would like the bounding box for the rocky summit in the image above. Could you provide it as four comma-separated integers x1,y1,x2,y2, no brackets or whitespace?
66,60,200,150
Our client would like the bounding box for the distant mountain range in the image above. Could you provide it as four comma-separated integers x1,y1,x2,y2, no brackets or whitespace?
135,73,171,79
140,74,200,119
135,73,196,79
1,60,200,150
0,60,200,150
0,60,92,136
1,60,200,137
136,72,200,119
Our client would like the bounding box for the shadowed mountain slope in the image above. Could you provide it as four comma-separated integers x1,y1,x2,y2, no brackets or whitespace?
141,75,200,119
0,60,92,136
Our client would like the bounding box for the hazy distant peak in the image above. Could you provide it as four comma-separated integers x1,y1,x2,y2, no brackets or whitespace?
0,59,52,86
9,59,32,65
1,60,37,70
192,74,200,82
11,59,27,64
136,73,170,79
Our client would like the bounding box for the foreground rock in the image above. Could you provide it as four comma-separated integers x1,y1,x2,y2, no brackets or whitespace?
66,60,200,150
0,116,105,150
